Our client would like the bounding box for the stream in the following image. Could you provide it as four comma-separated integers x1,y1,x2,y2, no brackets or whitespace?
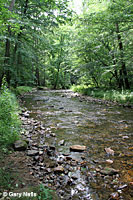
22,89,133,200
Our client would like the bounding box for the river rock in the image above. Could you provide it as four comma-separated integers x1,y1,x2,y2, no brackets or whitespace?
50,133,56,137
100,167,119,175
68,172,78,180
70,145,86,152
54,166,64,173
27,150,39,156
39,151,43,155
59,107,64,109
105,147,114,156
14,140,27,151
110,192,119,199
22,111,30,118
46,161,57,168
118,184,128,190
58,140,65,146
49,145,56,150
122,136,129,139
106,159,113,164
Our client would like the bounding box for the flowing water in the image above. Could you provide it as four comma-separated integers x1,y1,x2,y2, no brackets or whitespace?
23,90,133,200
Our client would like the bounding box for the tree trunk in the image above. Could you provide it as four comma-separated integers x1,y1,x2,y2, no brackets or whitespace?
35,67,40,86
116,23,130,89
4,0,16,86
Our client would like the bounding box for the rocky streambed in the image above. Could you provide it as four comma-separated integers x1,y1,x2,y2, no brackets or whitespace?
16,89,133,200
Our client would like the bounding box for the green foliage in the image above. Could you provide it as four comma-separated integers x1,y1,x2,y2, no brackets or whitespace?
71,0,133,89
72,85,133,104
37,184,53,200
0,167,54,200
0,0,72,88
13,86,33,96
0,0,132,96
0,78,20,148
0,167,14,190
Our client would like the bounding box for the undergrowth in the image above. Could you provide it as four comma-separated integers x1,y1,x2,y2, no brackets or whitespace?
71,85,133,104
12,86,33,96
0,78,20,149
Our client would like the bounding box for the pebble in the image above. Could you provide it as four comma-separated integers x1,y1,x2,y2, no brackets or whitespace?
27,150,39,156
70,145,86,152
54,166,65,173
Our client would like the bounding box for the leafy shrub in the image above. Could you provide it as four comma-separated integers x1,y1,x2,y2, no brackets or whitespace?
12,86,33,96
0,78,20,148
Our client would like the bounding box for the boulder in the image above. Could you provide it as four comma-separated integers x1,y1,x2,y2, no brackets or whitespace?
14,140,27,151
70,145,86,152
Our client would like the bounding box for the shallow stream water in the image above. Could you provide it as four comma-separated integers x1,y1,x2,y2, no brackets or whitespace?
23,90,133,200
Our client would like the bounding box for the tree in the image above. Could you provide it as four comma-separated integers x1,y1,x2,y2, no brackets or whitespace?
0,0,72,87
71,0,132,89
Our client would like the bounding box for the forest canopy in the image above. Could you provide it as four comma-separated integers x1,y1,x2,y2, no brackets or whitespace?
0,0,132,90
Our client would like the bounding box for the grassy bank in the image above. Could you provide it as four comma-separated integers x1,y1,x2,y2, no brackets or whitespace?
71,85,133,104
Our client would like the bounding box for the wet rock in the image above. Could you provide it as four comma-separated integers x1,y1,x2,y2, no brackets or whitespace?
118,184,128,190
70,161,77,166
14,140,27,151
96,168,101,172
65,156,72,161
74,121,79,124
106,159,114,164
57,155,65,162
59,107,64,109
110,192,119,199
47,150,54,156
58,140,65,146
22,111,30,118
67,178,75,186
105,147,114,156
27,150,39,156
34,156,39,161
122,136,129,139
50,133,56,137
54,166,64,173
46,168,52,173
68,172,78,180
49,145,56,150
100,167,119,176
70,145,86,152
46,161,57,168
39,151,43,155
